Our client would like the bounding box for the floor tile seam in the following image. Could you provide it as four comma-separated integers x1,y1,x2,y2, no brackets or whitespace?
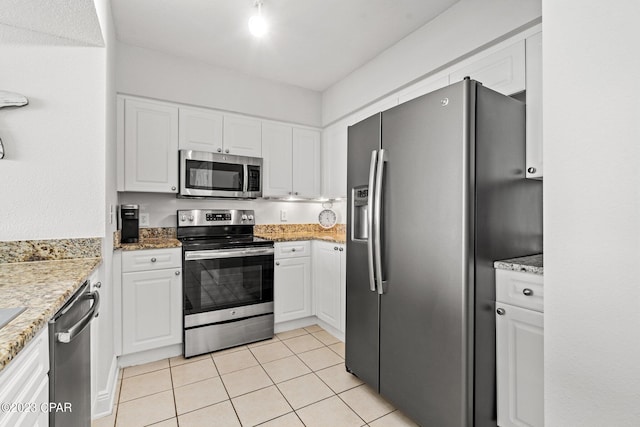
220,361,277,399
122,363,171,380
175,394,230,417
365,409,403,426
168,355,211,368
168,358,179,423
213,367,244,426
333,390,371,426
172,370,222,390
143,414,178,426
118,387,175,406
247,336,282,349
229,385,294,426
311,367,358,395
248,349,297,366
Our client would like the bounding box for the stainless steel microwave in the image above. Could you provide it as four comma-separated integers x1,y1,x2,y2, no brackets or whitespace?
179,150,262,199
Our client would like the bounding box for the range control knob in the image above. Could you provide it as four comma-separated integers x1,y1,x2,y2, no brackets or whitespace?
248,215,254,221
189,215,194,221
241,214,248,221
181,215,187,222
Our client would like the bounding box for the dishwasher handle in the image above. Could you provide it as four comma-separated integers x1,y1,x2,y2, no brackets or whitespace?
56,291,100,344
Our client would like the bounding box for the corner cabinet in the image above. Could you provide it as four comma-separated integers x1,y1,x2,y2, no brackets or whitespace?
274,242,312,322
262,123,321,198
495,269,544,427
312,241,345,332
118,97,179,193
121,248,183,355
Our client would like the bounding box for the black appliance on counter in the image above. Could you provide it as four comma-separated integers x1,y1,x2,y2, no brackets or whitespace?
120,204,139,243
177,209,274,357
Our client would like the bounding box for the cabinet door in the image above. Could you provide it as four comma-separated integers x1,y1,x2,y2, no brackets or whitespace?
526,32,543,179
292,128,321,198
274,257,312,323
313,242,342,330
450,40,525,95
321,121,348,199
223,114,262,157
124,99,179,193
262,122,293,197
496,303,544,427
122,268,182,354
398,74,450,104
179,107,223,152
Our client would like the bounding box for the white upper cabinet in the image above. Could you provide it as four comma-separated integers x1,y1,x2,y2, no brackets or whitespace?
223,114,262,157
292,128,321,198
525,32,543,179
450,40,526,95
398,74,450,105
262,122,293,197
262,124,320,198
121,98,179,193
179,107,223,152
321,121,348,199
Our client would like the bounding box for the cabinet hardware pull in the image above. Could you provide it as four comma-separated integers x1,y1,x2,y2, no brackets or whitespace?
175,271,181,276
94,282,102,289
339,247,344,252
225,149,230,153
151,257,157,262
275,262,280,266
171,186,176,191
217,148,222,152
496,308,506,315
291,248,296,252
527,167,536,174
522,288,533,296
334,247,338,250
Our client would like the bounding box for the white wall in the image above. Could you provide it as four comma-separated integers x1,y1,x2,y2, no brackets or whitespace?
544,1,640,425
0,45,105,240
322,0,541,125
116,42,322,127
118,193,346,228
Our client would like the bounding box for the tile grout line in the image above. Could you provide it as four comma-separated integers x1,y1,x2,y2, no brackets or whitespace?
210,354,243,427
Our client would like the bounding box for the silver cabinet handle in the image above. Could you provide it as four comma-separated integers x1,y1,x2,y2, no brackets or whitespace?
217,148,222,152
367,150,378,293
289,192,292,195
171,186,177,191
225,149,230,153
527,167,536,174
94,281,102,289
151,257,157,262
523,288,533,296
275,261,280,266
334,246,338,251
291,248,296,252
175,271,181,276
339,247,344,252
295,192,299,195
496,308,506,315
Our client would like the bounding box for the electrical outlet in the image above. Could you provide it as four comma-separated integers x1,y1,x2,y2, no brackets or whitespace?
280,210,287,222
139,213,150,227
109,204,114,224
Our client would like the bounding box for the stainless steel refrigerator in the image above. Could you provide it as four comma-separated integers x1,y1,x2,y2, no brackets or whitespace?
346,78,542,427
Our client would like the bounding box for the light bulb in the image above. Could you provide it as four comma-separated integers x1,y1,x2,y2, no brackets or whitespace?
248,14,268,37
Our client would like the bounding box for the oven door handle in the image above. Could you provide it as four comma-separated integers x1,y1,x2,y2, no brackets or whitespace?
185,247,275,261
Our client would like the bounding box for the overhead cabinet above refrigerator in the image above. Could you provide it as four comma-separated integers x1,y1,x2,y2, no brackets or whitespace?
345,78,542,427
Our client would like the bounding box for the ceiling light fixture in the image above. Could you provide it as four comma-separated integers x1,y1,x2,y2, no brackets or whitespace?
248,0,268,37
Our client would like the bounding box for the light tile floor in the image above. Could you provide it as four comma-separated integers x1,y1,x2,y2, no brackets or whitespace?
92,325,419,427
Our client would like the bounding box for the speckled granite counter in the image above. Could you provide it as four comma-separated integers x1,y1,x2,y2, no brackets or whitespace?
255,224,346,244
494,254,543,275
0,257,102,372
113,228,181,251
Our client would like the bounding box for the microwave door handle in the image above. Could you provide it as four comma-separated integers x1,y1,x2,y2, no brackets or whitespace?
242,164,249,193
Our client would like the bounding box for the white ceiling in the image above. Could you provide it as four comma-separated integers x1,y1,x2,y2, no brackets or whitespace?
111,0,460,92
0,0,104,46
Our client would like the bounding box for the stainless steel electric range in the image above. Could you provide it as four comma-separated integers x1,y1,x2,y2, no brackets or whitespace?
177,209,274,357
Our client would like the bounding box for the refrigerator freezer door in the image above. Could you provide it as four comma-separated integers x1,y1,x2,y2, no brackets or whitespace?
346,113,382,391
378,81,471,427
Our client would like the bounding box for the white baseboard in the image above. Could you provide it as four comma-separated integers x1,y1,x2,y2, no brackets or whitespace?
118,344,183,368
275,316,345,343
92,355,119,419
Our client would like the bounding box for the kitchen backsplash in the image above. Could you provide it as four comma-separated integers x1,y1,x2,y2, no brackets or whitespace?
0,238,101,264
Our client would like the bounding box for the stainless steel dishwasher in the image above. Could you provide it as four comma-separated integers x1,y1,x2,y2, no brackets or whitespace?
48,280,100,427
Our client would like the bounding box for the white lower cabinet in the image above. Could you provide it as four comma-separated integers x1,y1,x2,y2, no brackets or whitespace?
121,248,182,355
0,329,49,427
312,241,345,332
496,269,544,427
274,242,312,323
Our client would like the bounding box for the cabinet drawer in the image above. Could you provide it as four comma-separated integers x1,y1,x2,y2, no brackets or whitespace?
275,241,310,259
496,269,544,312
122,248,182,273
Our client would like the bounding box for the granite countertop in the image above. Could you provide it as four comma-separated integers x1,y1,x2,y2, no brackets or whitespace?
115,238,182,251
494,254,543,275
255,232,346,244
0,257,102,373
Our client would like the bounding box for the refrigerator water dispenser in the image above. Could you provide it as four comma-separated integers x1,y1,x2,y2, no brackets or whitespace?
351,186,369,241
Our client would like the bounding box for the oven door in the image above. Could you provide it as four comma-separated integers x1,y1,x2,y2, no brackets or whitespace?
182,246,274,327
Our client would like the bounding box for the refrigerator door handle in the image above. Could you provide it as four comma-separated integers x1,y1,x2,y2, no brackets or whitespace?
374,148,387,295
367,150,378,292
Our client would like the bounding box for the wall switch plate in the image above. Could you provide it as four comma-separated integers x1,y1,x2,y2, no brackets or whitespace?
139,213,150,227
109,204,114,224
280,210,287,222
